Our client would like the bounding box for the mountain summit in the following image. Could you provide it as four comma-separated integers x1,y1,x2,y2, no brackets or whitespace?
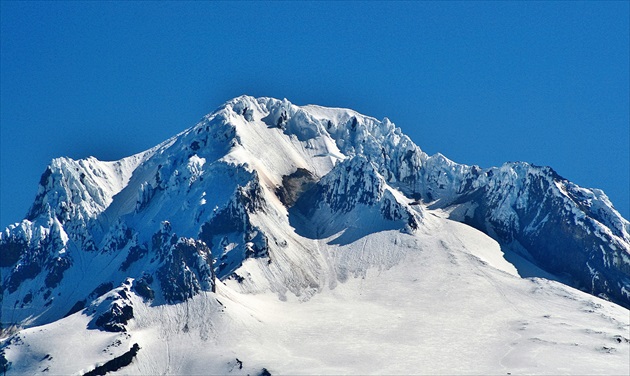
1,96,629,374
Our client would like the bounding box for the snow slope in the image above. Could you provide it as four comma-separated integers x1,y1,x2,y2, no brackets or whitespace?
4,216,628,375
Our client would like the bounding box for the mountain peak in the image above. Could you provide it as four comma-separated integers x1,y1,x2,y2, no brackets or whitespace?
1,96,629,375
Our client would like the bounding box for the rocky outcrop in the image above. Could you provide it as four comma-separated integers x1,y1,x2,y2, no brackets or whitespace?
441,163,630,307
83,343,140,376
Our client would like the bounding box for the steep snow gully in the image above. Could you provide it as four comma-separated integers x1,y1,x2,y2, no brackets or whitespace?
1,96,629,374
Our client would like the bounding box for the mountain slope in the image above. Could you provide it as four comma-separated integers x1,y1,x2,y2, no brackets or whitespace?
3,221,629,375
1,95,629,374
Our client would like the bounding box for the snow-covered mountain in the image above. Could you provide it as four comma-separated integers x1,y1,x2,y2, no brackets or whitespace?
1,96,629,374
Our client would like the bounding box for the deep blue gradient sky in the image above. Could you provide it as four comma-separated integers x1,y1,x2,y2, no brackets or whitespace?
1,1,628,228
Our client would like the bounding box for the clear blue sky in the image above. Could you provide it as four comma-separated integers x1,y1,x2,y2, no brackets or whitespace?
1,1,628,229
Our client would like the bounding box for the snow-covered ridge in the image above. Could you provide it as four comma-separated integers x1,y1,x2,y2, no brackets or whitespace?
26,152,148,224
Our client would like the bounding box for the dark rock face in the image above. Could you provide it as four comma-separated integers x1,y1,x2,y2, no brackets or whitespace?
235,174,267,213
102,225,134,254
132,275,154,302
199,174,267,239
92,287,135,332
83,343,140,376
65,282,117,318
1,211,73,300
4,263,41,294
517,209,629,306
158,238,215,303
151,221,178,263
434,163,630,309
380,192,419,231
200,175,269,279
64,300,86,317
26,167,54,221
0,240,25,267
275,168,318,207
135,223,217,303
508,182,630,307
293,155,421,238
91,283,115,298
44,256,72,289
120,245,148,272
0,347,10,375
94,302,134,333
